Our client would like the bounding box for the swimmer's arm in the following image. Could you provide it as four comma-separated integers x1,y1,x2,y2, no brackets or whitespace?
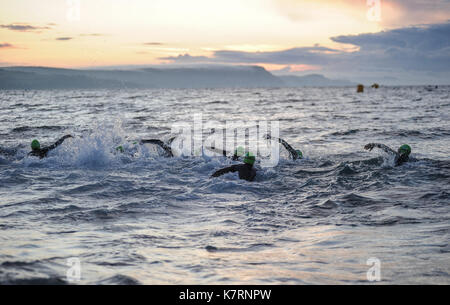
45,135,73,152
140,139,173,157
206,146,241,160
140,139,165,146
167,137,176,145
211,165,238,178
206,146,240,161
205,146,228,157
265,134,298,160
278,138,299,160
364,143,397,155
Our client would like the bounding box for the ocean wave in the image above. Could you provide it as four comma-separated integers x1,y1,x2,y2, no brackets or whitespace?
329,128,366,136
11,125,64,133
96,274,141,285
1,277,68,285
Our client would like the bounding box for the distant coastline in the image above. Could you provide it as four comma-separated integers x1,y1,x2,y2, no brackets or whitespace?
0,66,357,89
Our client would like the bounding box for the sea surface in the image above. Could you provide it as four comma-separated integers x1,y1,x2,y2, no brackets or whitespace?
0,86,449,284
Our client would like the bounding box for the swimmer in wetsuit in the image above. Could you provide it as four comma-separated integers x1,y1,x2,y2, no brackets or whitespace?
364,143,411,166
28,135,73,159
265,134,303,160
139,137,176,157
211,152,256,182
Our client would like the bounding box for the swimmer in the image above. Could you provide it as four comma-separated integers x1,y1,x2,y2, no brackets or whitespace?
139,137,176,157
211,152,256,182
265,134,303,160
28,135,72,159
364,143,411,166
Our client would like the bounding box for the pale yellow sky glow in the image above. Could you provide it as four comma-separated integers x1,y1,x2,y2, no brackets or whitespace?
0,0,447,69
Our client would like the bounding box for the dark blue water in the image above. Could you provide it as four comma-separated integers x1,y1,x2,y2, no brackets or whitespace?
0,87,449,284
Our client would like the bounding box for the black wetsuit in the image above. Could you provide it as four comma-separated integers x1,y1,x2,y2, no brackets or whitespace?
395,153,409,166
140,137,175,157
211,163,256,182
28,135,72,159
364,143,409,166
266,135,301,160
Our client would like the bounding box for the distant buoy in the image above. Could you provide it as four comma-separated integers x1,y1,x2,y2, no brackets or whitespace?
371,83,379,89
357,84,364,93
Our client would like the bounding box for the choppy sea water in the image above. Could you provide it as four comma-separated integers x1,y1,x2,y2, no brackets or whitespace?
0,87,449,285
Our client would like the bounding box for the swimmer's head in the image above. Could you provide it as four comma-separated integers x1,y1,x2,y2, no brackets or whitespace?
31,139,40,151
398,144,411,156
234,146,245,157
296,150,303,159
116,146,124,153
243,152,255,166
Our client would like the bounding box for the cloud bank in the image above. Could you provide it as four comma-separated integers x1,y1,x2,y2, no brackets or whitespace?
330,22,450,72
161,22,450,83
0,43,14,49
0,23,52,32
272,0,450,28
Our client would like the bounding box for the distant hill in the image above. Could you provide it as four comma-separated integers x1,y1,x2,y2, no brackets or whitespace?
0,66,283,89
0,67,134,90
0,66,354,89
278,74,355,87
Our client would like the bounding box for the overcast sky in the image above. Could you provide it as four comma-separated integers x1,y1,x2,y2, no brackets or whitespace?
0,0,449,83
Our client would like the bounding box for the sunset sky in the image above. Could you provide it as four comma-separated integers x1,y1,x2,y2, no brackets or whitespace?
0,0,449,81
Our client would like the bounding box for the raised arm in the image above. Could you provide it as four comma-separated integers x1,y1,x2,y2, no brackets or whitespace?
278,138,299,160
211,165,238,178
167,137,176,145
265,134,298,160
205,146,228,157
364,143,397,155
140,139,173,157
205,146,243,161
45,135,72,152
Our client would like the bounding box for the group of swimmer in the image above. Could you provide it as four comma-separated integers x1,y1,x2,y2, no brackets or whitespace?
23,133,413,182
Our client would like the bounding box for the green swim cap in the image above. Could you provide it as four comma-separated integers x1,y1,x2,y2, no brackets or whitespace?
243,152,255,165
398,144,411,156
296,150,303,159
31,139,40,150
116,145,124,153
235,146,245,157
